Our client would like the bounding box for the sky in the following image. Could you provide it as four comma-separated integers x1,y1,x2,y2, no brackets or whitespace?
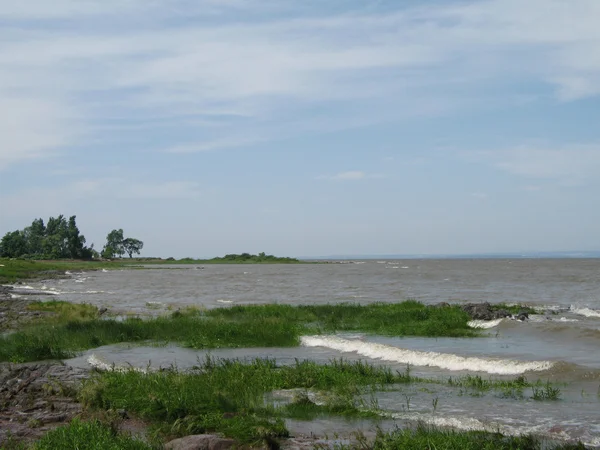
1,0,600,258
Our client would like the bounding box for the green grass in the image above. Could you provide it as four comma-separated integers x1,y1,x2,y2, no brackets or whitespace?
490,303,538,315
347,425,586,450
205,301,478,337
0,301,477,363
0,259,128,284
79,358,407,445
31,419,152,450
26,300,99,322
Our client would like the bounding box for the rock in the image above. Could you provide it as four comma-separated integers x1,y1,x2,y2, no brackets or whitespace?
434,302,451,308
515,310,529,321
493,309,511,319
461,302,494,320
164,434,238,450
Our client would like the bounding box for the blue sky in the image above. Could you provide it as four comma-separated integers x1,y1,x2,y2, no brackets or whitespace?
1,0,600,258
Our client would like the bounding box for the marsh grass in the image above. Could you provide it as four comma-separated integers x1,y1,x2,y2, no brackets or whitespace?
0,259,127,284
347,425,586,450
26,300,99,322
0,301,477,363
206,301,478,337
532,382,562,401
79,358,408,444
490,303,538,315
31,419,152,450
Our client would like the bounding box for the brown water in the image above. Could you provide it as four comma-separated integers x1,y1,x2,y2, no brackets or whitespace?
9,259,600,446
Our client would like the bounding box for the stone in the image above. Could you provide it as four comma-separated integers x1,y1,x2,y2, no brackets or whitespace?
461,302,494,320
493,309,511,319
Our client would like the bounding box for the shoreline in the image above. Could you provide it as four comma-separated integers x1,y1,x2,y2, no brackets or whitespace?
0,267,592,449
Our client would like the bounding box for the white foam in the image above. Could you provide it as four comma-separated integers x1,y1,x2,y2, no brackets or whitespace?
468,319,503,329
217,299,233,304
300,336,554,375
571,307,600,318
102,269,109,273
401,266,410,269
557,317,579,322
10,294,22,299
391,412,502,433
65,271,72,275
87,354,146,373
84,290,105,294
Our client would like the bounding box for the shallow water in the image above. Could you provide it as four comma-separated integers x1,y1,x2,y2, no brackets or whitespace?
8,259,600,446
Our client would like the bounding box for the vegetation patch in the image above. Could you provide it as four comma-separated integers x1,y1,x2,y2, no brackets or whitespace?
31,419,152,450
348,425,586,450
0,259,126,284
167,252,301,264
490,303,538,316
26,301,99,323
0,301,477,363
79,358,406,445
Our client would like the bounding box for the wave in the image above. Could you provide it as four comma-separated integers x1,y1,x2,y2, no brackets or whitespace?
217,299,234,304
391,411,502,433
571,307,600,318
468,319,503,329
300,336,554,375
87,354,146,373
389,412,600,447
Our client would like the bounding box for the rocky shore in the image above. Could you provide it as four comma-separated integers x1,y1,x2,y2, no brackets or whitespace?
0,295,536,448
0,363,86,444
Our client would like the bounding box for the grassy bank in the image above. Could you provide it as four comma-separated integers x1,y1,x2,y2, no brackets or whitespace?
0,259,127,284
0,301,476,363
350,425,585,450
66,359,571,448
80,358,404,444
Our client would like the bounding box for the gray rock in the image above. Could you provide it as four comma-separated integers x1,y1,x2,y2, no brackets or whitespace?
461,302,494,320
164,434,238,450
493,309,511,319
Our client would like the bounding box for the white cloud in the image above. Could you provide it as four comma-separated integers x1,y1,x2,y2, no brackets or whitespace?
471,192,488,199
318,171,385,181
1,0,600,169
471,144,600,183
163,137,263,154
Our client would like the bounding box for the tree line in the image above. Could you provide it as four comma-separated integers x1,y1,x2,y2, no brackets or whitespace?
0,215,143,260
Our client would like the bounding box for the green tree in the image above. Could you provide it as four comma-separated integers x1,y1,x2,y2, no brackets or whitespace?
122,238,144,258
102,229,143,259
24,218,46,256
0,215,93,260
0,230,28,258
104,229,125,258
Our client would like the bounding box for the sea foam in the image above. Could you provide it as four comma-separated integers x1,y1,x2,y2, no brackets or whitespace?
300,336,554,375
571,307,600,318
468,319,503,329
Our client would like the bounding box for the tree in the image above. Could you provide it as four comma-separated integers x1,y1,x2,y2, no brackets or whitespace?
102,229,143,259
122,238,144,258
0,231,28,258
0,214,93,259
104,229,125,258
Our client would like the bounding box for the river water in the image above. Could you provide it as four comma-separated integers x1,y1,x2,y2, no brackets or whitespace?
9,259,600,446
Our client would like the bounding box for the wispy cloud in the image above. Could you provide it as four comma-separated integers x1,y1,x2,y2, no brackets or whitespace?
468,144,600,183
318,171,385,181
1,0,600,169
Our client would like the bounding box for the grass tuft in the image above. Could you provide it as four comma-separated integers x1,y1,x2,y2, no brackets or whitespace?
0,301,477,363
31,419,152,450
